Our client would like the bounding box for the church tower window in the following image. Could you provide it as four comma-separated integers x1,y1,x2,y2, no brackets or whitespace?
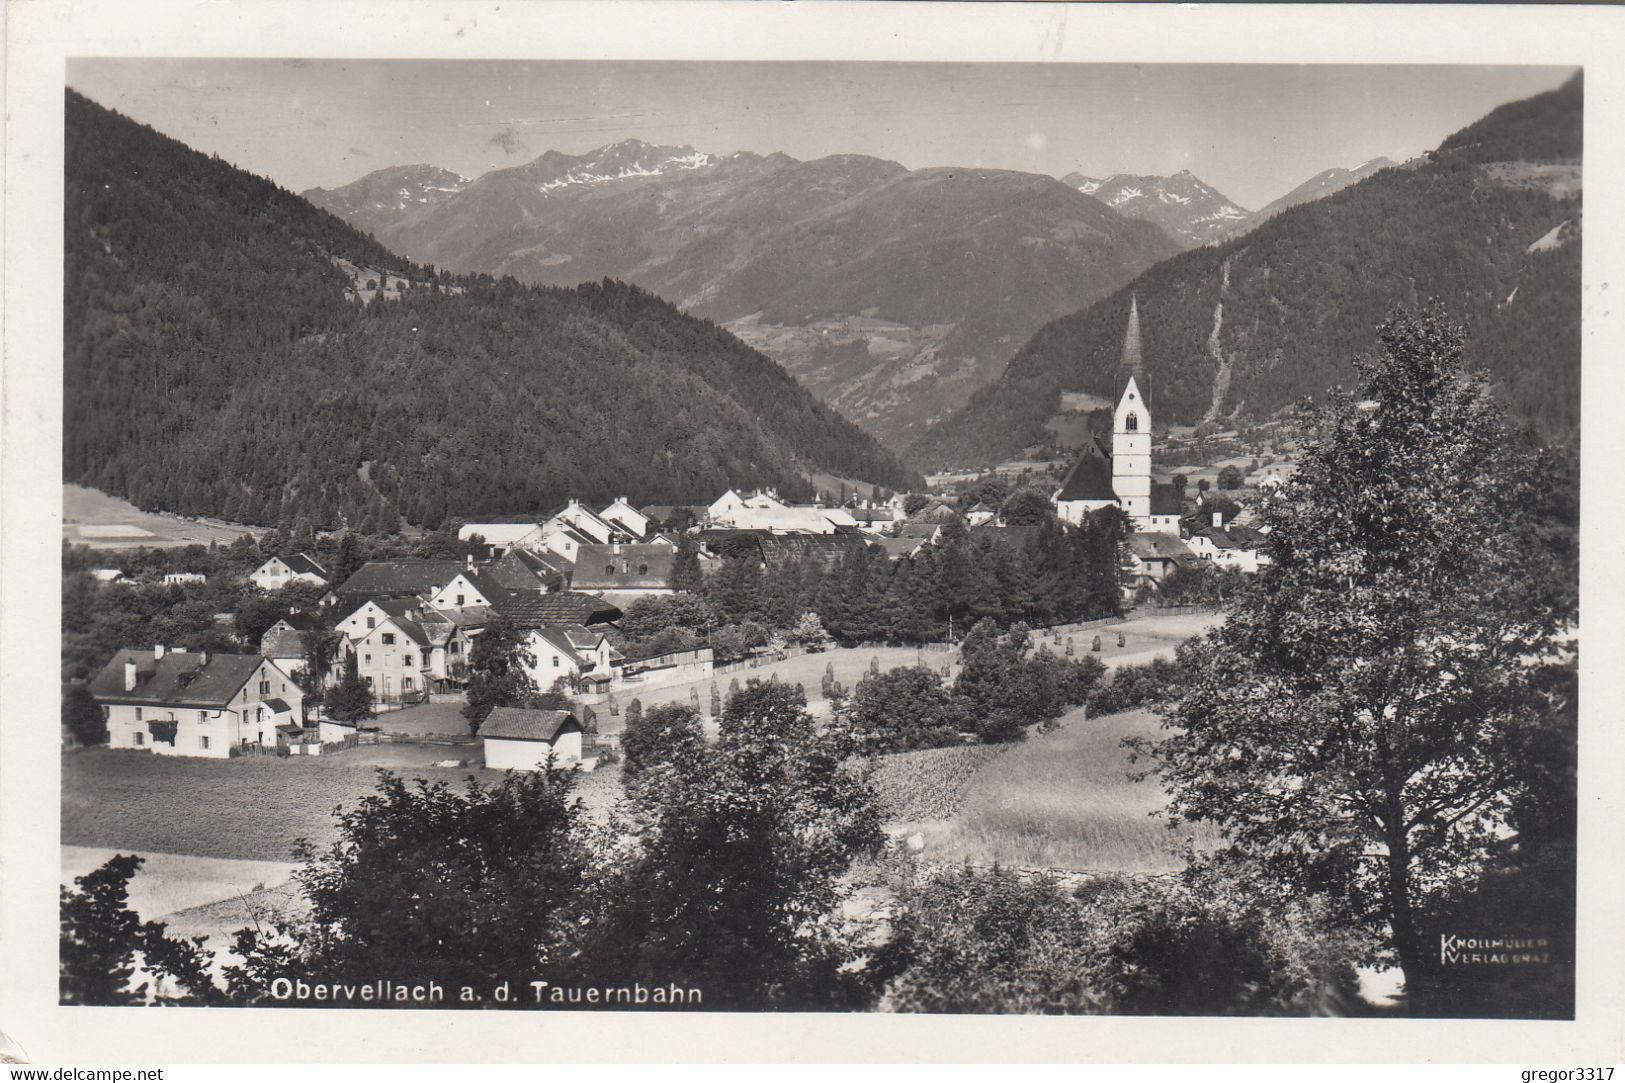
1125,412,1139,432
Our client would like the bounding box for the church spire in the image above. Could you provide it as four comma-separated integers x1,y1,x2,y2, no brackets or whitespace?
1121,293,1143,376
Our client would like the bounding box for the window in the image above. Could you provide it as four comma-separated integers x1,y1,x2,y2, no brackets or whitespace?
456,594,465,606
364,676,374,688
552,656,560,668
259,679,271,696
200,735,210,750
403,655,414,668
382,633,396,646
198,711,208,723
639,564,648,575
364,653,372,665
607,564,616,575
1125,412,1139,432
134,707,143,721
367,617,376,630
449,641,460,655
134,732,144,747
403,677,414,691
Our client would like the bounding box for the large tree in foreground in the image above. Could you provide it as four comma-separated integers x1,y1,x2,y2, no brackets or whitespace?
1134,304,1577,1008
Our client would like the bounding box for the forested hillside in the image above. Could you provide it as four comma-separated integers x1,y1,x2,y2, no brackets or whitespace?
64,90,919,530
912,73,1581,467
308,145,1177,445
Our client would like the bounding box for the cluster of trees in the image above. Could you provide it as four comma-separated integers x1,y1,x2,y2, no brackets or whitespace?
704,512,1129,648
842,620,1108,751
912,75,1581,467
65,90,918,534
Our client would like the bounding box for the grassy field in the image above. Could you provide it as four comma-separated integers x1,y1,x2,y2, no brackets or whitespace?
62,744,624,862
904,707,1217,874
63,483,261,550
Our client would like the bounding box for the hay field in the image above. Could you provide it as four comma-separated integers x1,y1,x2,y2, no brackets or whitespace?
910,708,1217,874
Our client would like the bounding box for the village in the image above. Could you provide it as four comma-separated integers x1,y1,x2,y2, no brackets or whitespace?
74,304,1278,770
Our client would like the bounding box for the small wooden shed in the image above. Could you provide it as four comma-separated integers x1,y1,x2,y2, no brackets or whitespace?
479,708,584,771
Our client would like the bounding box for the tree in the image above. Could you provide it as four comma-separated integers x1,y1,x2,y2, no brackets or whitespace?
902,493,933,517
61,855,221,1005
1132,305,1578,1009
583,679,884,1008
670,532,703,593
1217,464,1244,490
321,655,375,725
62,683,107,746
227,770,593,999
619,702,705,781
998,488,1054,526
461,615,536,734
299,628,340,692
844,665,974,753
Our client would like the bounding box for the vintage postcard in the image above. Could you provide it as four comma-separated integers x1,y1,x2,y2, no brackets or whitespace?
3,0,1623,1066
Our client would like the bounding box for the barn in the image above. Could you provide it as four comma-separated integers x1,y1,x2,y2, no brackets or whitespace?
478,707,585,771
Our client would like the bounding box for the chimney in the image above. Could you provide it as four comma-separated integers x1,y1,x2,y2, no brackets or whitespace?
466,553,475,571
124,661,137,692
1212,511,1223,528
154,644,166,660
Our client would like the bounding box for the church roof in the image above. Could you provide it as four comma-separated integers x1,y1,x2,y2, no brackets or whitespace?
1150,482,1183,517
1055,441,1116,503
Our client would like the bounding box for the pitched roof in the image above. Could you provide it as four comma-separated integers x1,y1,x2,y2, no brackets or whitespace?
495,590,622,628
260,623,307,658
969,523,1045,549
876,536,925,560
482,547,567,592
571,543,677,590
457,522,543,546
336,560,462,600
1056,441,1116,502
897,522,941,539
479,708,581,743
1150,481,1183,517
89,651,272,707
531,623,622,667
1126,532,1196,561
276,552,326,578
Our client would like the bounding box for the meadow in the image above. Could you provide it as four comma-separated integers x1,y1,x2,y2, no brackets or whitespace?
901,707,1217,873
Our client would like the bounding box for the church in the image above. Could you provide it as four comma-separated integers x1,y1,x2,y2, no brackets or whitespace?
1052,297,1182,535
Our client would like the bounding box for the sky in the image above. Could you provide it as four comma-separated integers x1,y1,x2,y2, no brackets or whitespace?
66,60,1577,210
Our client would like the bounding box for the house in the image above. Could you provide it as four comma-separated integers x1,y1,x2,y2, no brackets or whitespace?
708,503,847,534
544,500,621,545
964,502,997,527
89,646,306,758
247,553,329,592
519,624,623,694
875,536,928,562
332,560,463,611
163,572,207,586
538,521,599,564
846,507,897,535
1184,513,1271,573
456,522,545,555
1124,532,1199,585
1248,462,1298,490
426,567,501,612
599,497,650,540
482,547,569,593
90,568,124,583
911,501,963,524
571,543,676,604
479,708,586,770
708,489,787,520
259,614,319,672
494,590,622,629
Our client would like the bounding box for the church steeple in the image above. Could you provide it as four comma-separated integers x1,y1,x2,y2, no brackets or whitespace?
1121,294,1144,378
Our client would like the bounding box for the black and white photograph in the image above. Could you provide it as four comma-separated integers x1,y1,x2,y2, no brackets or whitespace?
4,0,1623,1068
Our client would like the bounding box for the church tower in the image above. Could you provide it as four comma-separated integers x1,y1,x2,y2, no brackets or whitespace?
1111,296,1152,527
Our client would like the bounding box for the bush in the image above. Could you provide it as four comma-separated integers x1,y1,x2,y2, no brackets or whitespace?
878,866,1360,1015
846,666,976,753
1087,657,1190,715
620,703,705,781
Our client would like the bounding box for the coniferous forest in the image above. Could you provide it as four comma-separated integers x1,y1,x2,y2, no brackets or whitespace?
911,74,1582,467
63,90,921,530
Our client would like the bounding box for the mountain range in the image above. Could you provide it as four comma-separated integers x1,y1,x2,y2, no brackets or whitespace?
910,74,1581,468
1061,158,1397,249
305,145,1182,446
64,90,920,532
